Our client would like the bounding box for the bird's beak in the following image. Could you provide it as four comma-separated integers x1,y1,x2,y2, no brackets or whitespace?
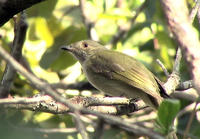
60,45,72,51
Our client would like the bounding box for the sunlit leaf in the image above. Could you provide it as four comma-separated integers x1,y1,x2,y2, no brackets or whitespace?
34,113,54,122
35,17,54,47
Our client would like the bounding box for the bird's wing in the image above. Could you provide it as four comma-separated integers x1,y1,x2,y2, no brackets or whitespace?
88,50,162,99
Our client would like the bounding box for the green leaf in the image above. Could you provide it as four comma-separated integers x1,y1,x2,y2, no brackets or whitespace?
157,99,180,134
39,26,87,71
50,51,76,71
27,0,58,18
139,39,154,51
122,22,151,43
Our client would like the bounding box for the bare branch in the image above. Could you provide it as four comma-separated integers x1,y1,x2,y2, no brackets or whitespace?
0,95,146,115
0,95,70,114
177,80,194,90
163,48,181,95
0,12,28,98
0,96,163,138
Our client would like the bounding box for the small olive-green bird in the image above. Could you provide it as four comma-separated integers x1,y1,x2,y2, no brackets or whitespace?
61,40,169,109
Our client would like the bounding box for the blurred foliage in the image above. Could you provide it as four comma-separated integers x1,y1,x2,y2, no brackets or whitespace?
0,0,199,138
157,99,180,135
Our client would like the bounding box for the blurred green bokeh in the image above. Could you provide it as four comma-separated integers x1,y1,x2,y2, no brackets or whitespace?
0,0,199,138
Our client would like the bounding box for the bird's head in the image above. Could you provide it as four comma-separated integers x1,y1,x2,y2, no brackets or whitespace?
61,40,106,64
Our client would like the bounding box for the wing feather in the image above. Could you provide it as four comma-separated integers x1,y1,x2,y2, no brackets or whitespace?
88,50,162,99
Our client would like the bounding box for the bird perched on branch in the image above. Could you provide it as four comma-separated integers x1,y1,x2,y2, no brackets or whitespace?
61,40,169,109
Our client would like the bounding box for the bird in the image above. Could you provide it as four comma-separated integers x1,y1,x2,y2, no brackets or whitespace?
61,40,169,109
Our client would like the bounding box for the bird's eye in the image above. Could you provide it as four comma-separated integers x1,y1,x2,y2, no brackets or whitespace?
83,43,88,48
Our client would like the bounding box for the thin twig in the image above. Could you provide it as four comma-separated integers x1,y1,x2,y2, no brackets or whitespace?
177,129,199,139
79,0,95,40
183,102,198,139
92,119,104,139
189,0,200,22
176,102,200,118
73,111,89,139
173,47,182,74
156,59,170,77
174,102,200,138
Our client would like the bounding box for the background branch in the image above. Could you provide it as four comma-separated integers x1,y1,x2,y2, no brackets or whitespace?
161,0,200,94
109,0,147,46
177,80,194,90
163,48,181,95
0,12,27,98
25,127,77,134
79,0,96,40
72,111,89,139
0,0,45,26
